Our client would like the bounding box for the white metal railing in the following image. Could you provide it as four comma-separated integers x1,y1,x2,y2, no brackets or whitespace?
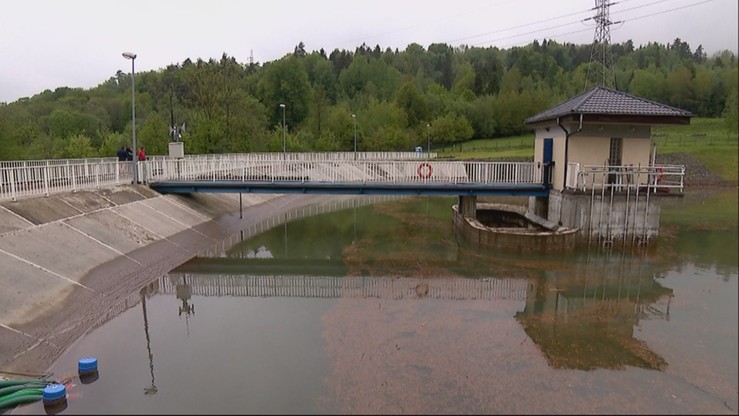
0,153,542,201
566,162,684,194
1,160,135,201
143,158,540,186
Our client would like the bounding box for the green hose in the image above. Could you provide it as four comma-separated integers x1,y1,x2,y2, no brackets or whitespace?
0,393,44,409
0,382,48,397
0,388,44,405
0,378,50,388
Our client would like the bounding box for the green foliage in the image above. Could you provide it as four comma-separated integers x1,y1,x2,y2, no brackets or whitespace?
99,132,126,158
65,134,96,158
258,57,311,127
430,113,473,145
0,39,736,161
723,81,738,133
394,80,428,127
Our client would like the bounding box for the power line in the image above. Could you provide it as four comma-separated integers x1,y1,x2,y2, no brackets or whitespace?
446,5,596,44
334,0,716,54
469,19,586,47
475,0,715,49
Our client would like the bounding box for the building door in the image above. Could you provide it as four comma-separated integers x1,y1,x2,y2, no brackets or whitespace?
543,138,553,185
608,137,623,185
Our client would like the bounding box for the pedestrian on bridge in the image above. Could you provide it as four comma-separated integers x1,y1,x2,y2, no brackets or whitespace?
117,146,128,174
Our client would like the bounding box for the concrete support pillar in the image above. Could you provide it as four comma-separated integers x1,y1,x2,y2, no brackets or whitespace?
533,196,549,219
458,195,477,218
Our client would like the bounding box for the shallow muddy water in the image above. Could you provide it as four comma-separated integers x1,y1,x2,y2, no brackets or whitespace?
10,192,738,414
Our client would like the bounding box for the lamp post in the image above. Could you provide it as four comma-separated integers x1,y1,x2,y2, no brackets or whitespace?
279,103,286,159
352,114,357,160
426,123,431,160
122,52,138,183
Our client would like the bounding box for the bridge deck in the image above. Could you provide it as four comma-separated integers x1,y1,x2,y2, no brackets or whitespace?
149,180,551,196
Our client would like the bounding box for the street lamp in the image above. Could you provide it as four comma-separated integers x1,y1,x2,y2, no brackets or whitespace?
426,123,431,160
352,114,357,160
122,51,138,183
279,103,286,159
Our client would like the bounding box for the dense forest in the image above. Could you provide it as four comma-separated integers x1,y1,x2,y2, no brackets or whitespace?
0,38,737,161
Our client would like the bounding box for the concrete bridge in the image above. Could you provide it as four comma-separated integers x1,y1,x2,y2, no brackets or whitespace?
1,151,686,203
0,152,552,201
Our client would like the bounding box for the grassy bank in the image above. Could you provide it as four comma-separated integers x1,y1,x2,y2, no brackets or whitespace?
653,118,738,184
660,188,738,230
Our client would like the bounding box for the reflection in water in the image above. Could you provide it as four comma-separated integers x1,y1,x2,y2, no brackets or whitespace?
175,274,195,336
140,284,158,396
13,195,735,414
166,247,673,374
161,273,529,302
516,247,673,370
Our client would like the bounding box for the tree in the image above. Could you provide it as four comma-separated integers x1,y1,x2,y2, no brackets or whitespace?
723,69,739,132
430,113,473,145
394,80,428,128
665,64,694,110
424,43,454,90
629,65,666,102
257,56,311,128
294,41,307,58
64,134,96,158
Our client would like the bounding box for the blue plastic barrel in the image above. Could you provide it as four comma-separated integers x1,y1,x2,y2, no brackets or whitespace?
42,383,66,406
78,357,98,375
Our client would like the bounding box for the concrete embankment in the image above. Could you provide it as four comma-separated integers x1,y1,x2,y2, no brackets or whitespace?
0,185,325,376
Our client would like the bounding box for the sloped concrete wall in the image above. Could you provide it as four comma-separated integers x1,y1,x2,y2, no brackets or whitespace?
0,185,280,328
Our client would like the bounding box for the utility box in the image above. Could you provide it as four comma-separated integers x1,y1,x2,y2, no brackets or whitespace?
168,142,184,158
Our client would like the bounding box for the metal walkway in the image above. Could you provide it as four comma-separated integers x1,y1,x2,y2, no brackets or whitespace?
149,179,549,196
146,156,550,197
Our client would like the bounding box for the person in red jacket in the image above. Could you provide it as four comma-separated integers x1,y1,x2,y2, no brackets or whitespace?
137,147,146,161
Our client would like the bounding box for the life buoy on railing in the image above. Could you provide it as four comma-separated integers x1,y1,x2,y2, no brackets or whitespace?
417,162,433,179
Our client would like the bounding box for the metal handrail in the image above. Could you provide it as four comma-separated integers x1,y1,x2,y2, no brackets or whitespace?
1,153,542,201
566,162,684,194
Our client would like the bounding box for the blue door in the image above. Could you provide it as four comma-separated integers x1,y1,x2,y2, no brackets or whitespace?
543,138,553,185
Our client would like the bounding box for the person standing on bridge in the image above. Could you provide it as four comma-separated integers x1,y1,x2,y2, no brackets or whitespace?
117,146,128,174
137,146,147,183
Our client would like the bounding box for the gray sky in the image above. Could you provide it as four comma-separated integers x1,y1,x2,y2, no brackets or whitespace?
1,0,737,103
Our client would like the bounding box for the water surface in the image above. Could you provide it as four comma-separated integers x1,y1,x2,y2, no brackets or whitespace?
11,193,738,414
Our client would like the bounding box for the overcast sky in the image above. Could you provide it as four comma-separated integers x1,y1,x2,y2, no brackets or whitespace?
1,0,736,103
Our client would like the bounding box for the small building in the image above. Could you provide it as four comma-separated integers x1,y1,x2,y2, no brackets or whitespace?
523,86,692,246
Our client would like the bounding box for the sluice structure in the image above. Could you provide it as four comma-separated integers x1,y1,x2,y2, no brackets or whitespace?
523,86,691,247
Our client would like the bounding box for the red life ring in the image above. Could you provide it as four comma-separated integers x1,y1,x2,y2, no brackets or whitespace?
417,162,432,178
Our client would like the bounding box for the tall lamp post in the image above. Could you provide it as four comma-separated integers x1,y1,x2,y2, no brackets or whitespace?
122,52,138,183
279,103,286,159
426,123,431,161
352,114,357,160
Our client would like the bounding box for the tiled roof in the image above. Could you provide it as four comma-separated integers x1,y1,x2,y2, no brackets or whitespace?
524,86,692,125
